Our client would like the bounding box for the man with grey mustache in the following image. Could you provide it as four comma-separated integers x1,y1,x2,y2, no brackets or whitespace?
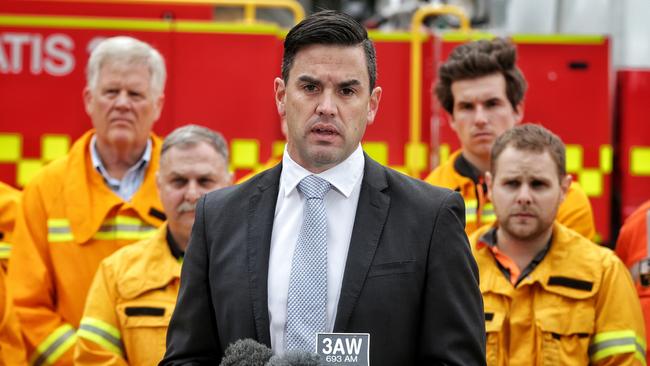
74,125,232,365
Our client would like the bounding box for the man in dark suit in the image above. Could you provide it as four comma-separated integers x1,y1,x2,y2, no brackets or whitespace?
162,10,485,366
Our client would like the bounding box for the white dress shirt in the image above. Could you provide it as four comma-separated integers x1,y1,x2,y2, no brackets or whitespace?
268,144,365,354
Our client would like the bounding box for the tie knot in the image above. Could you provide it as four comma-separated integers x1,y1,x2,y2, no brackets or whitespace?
298,175,331,200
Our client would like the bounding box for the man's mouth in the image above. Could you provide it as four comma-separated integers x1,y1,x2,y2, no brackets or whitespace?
472,131,493,138
311,124,339,135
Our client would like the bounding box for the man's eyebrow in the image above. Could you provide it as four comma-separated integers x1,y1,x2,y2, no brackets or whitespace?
297,75,322,86
339,79,361,89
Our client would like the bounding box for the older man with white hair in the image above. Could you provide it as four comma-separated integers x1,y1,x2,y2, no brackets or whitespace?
8,36,167,366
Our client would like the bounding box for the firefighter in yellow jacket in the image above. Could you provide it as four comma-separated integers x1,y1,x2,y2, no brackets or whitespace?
470,124,645,365
425,38,595,240
7,36,167,366
0,181,20,267
75,125,232,365
0,182,27,365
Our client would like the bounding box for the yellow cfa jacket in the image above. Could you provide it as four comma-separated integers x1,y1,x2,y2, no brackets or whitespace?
471,222,646,366
0,266,27,366
7,130,164,366
75,224,180,366
0,182,20,264
0,183,26,365
425,150,596,240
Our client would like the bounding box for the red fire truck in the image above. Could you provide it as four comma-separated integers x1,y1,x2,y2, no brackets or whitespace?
0,0,648,245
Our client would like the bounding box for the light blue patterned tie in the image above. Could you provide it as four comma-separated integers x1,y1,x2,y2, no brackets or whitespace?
285,175,331,352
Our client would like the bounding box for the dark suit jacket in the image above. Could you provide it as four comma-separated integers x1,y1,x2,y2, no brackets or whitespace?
161,154,486,365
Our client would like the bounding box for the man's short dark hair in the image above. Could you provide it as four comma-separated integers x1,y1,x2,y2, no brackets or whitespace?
281,9,377,90
435,38,527,114
490,124,566,181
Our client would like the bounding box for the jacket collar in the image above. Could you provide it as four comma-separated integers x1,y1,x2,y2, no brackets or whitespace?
473,222,600,299
64,130,164,244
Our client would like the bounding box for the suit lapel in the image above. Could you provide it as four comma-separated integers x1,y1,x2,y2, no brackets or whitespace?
334,155,390,331
246,163,282,346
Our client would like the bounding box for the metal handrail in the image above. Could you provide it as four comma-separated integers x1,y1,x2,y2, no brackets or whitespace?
37,0,305,25
408,5,470,176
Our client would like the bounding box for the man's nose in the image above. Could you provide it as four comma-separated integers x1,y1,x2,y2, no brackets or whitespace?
114,90,131,110
185,181,201,203
516,184,533,205
315,91,336,118
474,105,489,126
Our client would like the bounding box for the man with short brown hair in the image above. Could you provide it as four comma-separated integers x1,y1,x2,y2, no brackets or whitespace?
471,123,644,365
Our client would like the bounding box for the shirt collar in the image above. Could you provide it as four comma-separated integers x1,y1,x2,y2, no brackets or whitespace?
281,144,365,199
455,152,483,184
90,134,152,185
165,226,185,261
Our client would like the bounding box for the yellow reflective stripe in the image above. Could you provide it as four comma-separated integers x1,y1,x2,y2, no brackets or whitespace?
93,230,156,241
589,330,645,363
78,317,124,357
0,242,11,259
480,213,496,221
102,216,149,226
464,199,478,222
92,215,157,240
480,202,496,222
47,219,73,242
30,324,77,366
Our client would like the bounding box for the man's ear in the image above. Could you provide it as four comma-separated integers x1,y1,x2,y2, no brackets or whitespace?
274,77,286,117
559,174,572,203
366,86,382,125
486,171,494,201
83,87,93,115
153,93,165,122
448,110,459,133
513,102,525,124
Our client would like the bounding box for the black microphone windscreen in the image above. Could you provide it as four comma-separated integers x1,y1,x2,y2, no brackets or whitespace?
219,338,273,366
266,350,323,366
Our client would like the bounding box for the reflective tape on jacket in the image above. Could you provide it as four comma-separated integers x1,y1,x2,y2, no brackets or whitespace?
463,199,496,224
47,216,157,242
465,199,478,223
47,219,74,242
0,241,11,259
78,317,125,357
481,202,496,222
30,324,77,366
92,216,157,241
589,330,646,364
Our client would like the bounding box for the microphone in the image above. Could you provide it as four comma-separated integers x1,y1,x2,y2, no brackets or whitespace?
219,338,273,366
266,350,324,366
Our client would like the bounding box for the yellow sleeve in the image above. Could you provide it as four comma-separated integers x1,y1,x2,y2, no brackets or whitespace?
557,182,597,241
7,181,76,366
74,259,128,366
590,254,646,365
0,267,27,365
